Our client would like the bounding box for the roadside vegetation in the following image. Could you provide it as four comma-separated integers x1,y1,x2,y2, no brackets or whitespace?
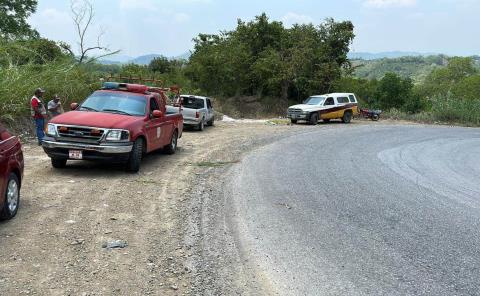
335,56,480,126
0,0,479,126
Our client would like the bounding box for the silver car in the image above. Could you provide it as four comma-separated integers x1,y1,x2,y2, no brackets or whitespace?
177,95,215,131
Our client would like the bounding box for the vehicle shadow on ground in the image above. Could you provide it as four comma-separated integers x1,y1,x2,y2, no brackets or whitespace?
182,126,214,132
49,147,186,178
294,120,351,125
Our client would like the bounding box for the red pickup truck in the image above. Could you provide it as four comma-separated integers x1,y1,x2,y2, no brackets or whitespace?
42,82,183,172
0,124,24,220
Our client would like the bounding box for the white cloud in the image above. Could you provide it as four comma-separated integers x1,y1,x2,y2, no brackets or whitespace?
364,0,417,8
282,12,314,27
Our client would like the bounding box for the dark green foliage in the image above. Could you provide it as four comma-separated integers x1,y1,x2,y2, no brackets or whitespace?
149,56,172,73
452,75,480,101
332,77,378,106
187,13,355,103
419,57,479,98
0,0,39,40
376,73,412,109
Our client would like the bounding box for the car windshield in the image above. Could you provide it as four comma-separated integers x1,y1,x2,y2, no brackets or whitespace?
304,96,326,105
182,97,205,109
80,91,146,116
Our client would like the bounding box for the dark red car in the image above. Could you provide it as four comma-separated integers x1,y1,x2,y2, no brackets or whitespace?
0,125,24,220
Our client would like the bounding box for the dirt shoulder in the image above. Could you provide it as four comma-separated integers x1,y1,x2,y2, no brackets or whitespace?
0,120,312,295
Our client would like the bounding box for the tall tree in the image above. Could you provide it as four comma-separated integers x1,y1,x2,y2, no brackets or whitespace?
0,0,39,40
149,56,172,74
187,13,355,102
376,72,413,109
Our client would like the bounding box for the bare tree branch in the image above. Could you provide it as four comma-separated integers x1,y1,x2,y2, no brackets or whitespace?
69,0,118,63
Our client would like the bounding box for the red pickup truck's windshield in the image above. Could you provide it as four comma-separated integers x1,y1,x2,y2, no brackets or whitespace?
80,91,146,116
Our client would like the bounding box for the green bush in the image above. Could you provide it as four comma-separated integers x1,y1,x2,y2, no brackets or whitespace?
383,94,480,126
430,93,480,125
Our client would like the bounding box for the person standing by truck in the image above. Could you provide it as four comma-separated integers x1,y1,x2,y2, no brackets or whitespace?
47,95,64,118
31,88,47,145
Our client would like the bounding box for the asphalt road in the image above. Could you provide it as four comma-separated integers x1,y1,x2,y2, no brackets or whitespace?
226,124,480,296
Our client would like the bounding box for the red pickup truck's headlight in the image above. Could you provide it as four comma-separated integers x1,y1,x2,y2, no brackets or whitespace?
106,130,130,141
46,124,57,136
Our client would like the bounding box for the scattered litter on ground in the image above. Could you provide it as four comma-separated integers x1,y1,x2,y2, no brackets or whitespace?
102,240,128,249
221,115,268,123
275,202,293,210
70,239,85,246
222,115,236,122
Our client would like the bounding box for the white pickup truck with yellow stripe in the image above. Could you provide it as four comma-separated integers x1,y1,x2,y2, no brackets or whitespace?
287,93,359,125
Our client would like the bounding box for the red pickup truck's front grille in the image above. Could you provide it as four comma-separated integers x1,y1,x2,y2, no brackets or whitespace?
57,126,105,142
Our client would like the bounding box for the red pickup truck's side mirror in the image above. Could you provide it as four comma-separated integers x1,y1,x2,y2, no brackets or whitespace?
152,110,163,118
70,103,79,110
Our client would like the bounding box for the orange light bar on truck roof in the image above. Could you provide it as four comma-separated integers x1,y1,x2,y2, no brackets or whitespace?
126,84,148,93
103,82,148,94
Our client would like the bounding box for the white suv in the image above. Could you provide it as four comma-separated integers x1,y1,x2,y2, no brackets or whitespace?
287,93,359,125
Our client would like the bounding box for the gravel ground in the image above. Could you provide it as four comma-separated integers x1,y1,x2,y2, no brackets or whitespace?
0,120,316,295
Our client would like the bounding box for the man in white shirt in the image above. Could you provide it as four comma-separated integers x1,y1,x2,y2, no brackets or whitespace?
47,95,64,118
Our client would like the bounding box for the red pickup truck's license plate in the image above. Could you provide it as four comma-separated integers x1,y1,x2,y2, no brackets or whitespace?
69,150,83,160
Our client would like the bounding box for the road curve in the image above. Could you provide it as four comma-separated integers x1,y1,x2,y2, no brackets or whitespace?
225,124,480,296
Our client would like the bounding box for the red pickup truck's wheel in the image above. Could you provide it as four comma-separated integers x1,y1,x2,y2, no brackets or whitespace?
51,158,67,169
0,173,20,220
164,130,178,155
126,138,143,172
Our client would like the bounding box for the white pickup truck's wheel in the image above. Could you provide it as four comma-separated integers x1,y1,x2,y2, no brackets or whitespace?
197,119,205,131
342,111,352,124
207,116,214,126
309,113,319,125
0,173,20,220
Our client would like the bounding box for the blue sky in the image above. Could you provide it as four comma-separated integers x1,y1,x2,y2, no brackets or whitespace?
29,0,480,57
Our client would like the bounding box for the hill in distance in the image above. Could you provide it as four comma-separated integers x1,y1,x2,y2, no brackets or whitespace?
100,52,191,65
104,51,436,65
348,51,437,60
